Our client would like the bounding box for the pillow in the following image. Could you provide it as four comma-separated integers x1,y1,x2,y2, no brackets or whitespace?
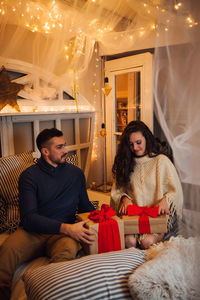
128,236,200,299
0,151,34,233
66,153,78,166
23,247,146,300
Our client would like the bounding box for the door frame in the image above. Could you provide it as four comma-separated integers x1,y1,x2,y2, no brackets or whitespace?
104,52,153,181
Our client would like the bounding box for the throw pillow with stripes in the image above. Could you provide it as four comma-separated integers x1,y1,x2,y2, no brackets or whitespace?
0,151,34,233
23,247,146,300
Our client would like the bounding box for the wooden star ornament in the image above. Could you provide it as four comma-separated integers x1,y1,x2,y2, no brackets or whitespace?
0,65,24,112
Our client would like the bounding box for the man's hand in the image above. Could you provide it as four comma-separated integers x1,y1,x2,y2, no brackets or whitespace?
119,196,132,215
60,220,96,244
158,197,170,215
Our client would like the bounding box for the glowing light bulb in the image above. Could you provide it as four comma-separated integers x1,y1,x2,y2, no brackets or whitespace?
89,18,97,26
186,16,192,23
174,2,182,10
44,22,50,30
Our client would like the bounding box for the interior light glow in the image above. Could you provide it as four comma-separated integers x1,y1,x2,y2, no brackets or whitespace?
174,2,182,10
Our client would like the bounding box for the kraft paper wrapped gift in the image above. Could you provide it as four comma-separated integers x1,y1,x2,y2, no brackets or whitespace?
77,212,125,255
122,214,167,234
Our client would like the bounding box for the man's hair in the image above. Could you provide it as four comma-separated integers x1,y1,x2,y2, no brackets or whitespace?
36,128,63,152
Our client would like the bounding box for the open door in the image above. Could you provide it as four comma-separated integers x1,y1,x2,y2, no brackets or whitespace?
104,53,153,181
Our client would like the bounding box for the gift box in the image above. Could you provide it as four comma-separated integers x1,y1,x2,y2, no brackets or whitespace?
122,215,167,234
77,208,125,255
122,204,167,234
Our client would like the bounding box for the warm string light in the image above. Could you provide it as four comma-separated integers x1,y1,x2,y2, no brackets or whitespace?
0,0,64,34
174,1,182,10
0,0,198,65
91,44,99,162
186,16,198,28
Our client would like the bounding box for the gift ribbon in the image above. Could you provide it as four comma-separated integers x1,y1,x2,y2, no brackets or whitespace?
127,203,159,234
88,204,121,253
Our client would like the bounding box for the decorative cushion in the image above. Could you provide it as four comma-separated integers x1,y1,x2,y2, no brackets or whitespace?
0,151,34,233
23,247,146,300
128,236,200,299
66,153,78,166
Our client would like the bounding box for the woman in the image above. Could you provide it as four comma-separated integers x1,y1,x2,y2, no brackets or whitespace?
111,120,183,249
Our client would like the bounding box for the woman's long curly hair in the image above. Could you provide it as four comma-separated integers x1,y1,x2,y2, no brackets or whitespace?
112,120,173,188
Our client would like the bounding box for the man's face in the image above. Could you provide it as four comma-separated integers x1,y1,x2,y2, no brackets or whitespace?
42,136,68,167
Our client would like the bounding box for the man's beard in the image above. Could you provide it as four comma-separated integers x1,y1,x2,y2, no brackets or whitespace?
50,154,67,165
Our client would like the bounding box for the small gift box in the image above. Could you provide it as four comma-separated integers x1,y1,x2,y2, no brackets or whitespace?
77,204,125,255
122,204,167,234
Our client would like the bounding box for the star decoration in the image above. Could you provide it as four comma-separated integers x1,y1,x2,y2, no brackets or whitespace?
0,65,24,112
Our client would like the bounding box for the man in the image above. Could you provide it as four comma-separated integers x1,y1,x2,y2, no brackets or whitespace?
0,128,95,300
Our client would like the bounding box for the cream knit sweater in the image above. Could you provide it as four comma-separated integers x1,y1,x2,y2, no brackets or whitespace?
111,154,183,222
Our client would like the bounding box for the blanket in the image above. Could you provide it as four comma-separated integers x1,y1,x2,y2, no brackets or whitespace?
128,236,200,299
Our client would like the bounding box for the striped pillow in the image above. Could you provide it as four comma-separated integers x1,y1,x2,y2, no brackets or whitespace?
0,151,34,233
66,153,79,166
23,248,146,300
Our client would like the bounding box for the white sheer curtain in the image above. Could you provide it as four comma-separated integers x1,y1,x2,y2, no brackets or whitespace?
153,0,200,238
0,0,199,236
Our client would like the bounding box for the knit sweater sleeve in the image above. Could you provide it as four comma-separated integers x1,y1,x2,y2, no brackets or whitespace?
157,155,183,218
110,181,133,212
77,171,95,213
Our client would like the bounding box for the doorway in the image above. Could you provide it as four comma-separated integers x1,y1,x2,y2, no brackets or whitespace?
104,53,153,181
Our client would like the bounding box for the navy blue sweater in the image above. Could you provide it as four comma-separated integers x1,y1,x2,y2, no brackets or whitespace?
18,157,94,234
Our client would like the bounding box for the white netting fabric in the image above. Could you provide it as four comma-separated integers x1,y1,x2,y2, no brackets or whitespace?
153,0,200,240
0,0,163,84
0,0,199,238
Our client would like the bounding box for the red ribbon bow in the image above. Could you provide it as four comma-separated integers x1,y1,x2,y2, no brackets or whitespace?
88,204,121,253
127,203,159,234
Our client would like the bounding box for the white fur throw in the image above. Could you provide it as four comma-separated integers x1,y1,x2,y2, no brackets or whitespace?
128,236,200,299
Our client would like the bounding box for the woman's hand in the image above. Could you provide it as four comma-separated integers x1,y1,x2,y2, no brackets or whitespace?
158,197,170,215
119,196,132,215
